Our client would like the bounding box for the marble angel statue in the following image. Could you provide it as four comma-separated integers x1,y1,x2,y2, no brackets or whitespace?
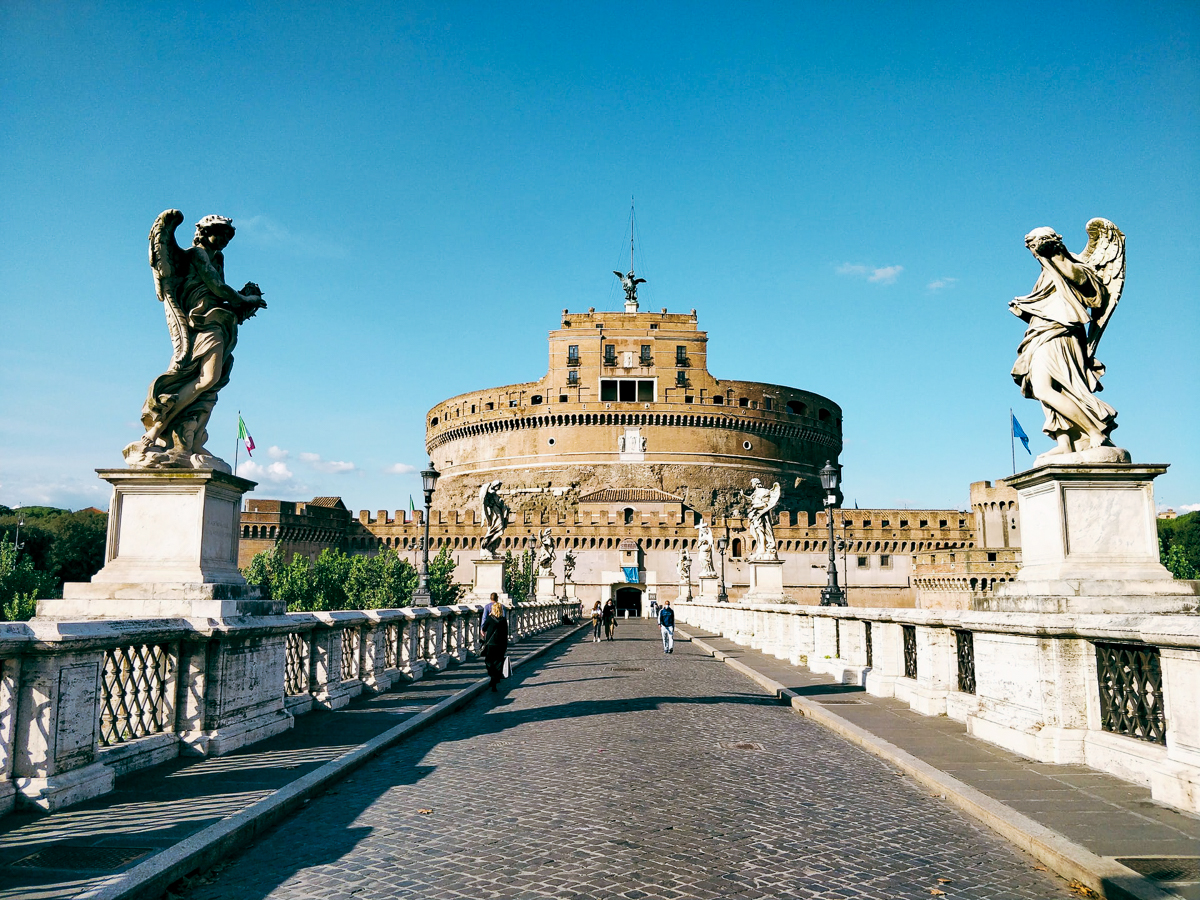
537,527,556,572
745,478,781,560
479,480,510,558
1010,218,1126,459
124,211,267,471
563,550,577,583
695,518,717,577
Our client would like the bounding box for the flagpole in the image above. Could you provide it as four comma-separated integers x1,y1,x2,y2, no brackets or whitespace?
1010,408,1015,476
234,410,241,477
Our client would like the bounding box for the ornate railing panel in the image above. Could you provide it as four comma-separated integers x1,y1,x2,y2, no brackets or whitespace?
902,625,917,679
955,630,975,694
340,627,360,681
385,623,399,669
1096,642,1165,745
285,632,308,696
99,643,171,747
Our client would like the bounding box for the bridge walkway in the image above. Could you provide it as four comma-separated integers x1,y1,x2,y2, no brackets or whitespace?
175,622,1080,900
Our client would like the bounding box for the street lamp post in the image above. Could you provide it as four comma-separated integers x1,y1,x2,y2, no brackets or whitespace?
13,518,26,555
716,535,729,603
412,461,440,605
819,460,847,607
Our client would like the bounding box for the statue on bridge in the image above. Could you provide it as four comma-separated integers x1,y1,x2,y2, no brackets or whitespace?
124,210,267,472
479,480,509,559
537,527,556,572
1010,218,1126,461
695,519,717,577
563,549,576,583
745,478,781,560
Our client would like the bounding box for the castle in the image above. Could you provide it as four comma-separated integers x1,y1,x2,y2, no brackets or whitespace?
240,305,1022,610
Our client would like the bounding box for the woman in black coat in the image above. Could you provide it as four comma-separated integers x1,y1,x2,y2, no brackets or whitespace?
481,599,509,691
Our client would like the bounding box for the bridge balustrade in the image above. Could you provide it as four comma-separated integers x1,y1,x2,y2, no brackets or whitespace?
0,598,580,816
673,600,1200,815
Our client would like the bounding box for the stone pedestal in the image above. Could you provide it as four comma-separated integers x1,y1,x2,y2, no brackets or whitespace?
988,461,1199,614
468,557,511,605
698,575,721,601
535,573,557,601
744,559,787,603
41,469,281,619
678,580,693,602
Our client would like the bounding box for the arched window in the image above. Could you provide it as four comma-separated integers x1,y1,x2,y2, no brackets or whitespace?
786,400,806,416
624,508,635,525
731,538,742,558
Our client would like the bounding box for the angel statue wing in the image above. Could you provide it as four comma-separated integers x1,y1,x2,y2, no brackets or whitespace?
766,482,782,513
1078,217,1125,362
148,209,191,373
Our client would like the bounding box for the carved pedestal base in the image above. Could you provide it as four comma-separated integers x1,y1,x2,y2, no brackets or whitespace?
697,575,721,601
468,558,511,605
536,574,557,601
40,469,280,619
988,461,1199,614
745,559,788,603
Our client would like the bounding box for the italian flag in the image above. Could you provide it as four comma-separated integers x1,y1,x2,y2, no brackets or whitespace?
238,415,256,457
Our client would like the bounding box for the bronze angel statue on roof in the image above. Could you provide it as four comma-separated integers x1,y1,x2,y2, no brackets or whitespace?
1010,218,1125,460
124,210,267,471
614,269,646,306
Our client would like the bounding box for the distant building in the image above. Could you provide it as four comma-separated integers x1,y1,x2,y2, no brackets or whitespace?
238,306,986,609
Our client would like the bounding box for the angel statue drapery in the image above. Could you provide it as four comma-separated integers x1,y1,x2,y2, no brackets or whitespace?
537,528,556,572
745,478,782,560
124,210,267,471
479,480,509,559
1010,218,1125,459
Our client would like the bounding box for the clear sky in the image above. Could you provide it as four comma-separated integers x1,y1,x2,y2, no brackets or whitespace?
2,2,1197,516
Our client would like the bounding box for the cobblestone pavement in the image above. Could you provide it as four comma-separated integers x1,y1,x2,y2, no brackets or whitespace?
179,623,1071,900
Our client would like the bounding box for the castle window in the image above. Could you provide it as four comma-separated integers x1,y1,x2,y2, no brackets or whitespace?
559,394,568,402
786,400,806,416
919,519,929,528
881,519,890,528
640,345,652,364
675,345,688,366
620,381,635,402
649,323,658,329
818,408,830,421
567,345,580,364
548,437,556,446
862,519,871,528
900,519,908,528
567,370,578,385
531,395,543,405
712,396,723,405
676,371,687,387
601,380,617,401
731,538,742,557
763,398,772,411
430,417,439,426
509,399,518,408
685,395,694,403
939,519,948,528
471,404,476,413
637,380,654,402
959,518,966,527
624,508,634,525
880,554,892,568
857,556,869,568
604,344,616,365
987,552,998,562
485,402,494,410
739,397,749,408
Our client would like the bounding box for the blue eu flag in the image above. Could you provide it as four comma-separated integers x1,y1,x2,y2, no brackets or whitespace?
622,566,639,583
1012,414,1031,454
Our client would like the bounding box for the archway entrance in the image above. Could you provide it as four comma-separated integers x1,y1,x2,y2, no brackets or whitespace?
615,587,642,618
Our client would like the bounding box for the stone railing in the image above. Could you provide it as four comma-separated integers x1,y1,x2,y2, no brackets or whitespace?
674,601,1200,813
0,598,579,816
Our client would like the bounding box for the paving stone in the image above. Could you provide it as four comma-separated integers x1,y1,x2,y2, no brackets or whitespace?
178,623,1067,900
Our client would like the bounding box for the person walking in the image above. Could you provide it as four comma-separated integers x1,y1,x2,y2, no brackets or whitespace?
658,599,676,654
602,598,617,641
481,598,509,691
590,601,603,642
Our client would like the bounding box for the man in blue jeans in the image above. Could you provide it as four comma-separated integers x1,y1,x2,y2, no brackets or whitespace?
658,599,675,654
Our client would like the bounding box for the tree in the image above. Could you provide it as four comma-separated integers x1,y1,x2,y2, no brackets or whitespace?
502,548,534,599
345,548,418,609
311,548,352,611
427,545,464,607
0,537,57,621
1158,511,1200,578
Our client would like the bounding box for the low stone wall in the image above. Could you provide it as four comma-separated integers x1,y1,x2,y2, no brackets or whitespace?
0,599,579,815
674,601,1200,813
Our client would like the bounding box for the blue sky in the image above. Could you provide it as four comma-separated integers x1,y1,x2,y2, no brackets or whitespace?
2,2,1197,515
